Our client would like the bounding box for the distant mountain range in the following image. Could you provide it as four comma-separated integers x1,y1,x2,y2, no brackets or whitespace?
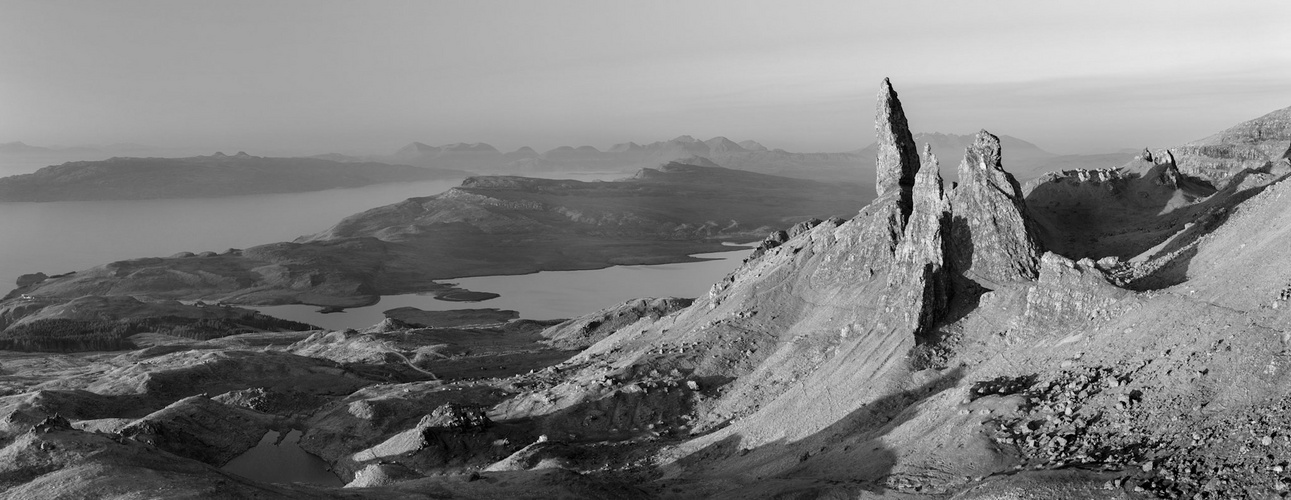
1,134,1139,191
318,133,1135,185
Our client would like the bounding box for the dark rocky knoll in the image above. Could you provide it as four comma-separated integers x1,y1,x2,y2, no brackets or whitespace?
6,159,866,312
7,82,1291,498
0,152,468,201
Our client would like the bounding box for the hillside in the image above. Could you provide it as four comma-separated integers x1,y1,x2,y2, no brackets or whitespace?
0,153,468,201
4,80,1291,499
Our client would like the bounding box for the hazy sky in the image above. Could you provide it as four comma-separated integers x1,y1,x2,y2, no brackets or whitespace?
3,0,1289,155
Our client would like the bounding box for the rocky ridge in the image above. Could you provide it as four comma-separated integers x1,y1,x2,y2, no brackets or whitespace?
1172,104,1291,187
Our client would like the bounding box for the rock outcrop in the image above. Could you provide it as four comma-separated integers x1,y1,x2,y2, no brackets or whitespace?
948,131,1042,284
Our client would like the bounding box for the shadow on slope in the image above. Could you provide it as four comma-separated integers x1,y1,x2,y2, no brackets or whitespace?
1024,157,1226,260
1107,169,1290,290
661,365,966,499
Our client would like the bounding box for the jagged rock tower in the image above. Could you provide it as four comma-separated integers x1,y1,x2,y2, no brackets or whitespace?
887,144,951,335
947,131,1042,284
874,78,920,213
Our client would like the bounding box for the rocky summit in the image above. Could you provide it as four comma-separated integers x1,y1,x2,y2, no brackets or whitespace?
3,80,1291,500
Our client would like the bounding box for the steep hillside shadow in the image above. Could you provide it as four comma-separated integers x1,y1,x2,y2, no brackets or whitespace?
1117,169,1288,291
947,214,977,287
1123,245,1198,291
910,278,985,370
661,365,967,499
1025,168,1274,260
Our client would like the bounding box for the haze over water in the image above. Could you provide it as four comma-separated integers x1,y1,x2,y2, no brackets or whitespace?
0,179,464,286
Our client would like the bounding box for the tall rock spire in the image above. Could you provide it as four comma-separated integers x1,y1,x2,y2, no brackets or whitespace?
875,78,920,215
948,130,1041,284
886,144,951,336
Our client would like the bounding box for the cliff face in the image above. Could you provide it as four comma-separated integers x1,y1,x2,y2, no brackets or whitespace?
1173,105,1291,187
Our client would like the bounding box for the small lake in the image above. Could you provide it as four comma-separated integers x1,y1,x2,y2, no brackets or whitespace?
222,429,343,486
251,246,750,330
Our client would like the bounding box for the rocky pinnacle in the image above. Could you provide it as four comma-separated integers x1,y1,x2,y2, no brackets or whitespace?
1158,150,1181,188
875,78,920,218
948,130,1041,283
887,144,952,336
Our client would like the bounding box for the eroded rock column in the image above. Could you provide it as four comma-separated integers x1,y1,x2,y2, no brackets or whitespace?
887,144,951,336
875,78,920,222
947,130,1042,284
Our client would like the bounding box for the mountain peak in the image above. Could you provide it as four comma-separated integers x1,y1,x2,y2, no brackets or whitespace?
395,142,439,157
703,137,745,152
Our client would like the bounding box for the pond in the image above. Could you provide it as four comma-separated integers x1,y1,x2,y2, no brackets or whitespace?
221,429,343,486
